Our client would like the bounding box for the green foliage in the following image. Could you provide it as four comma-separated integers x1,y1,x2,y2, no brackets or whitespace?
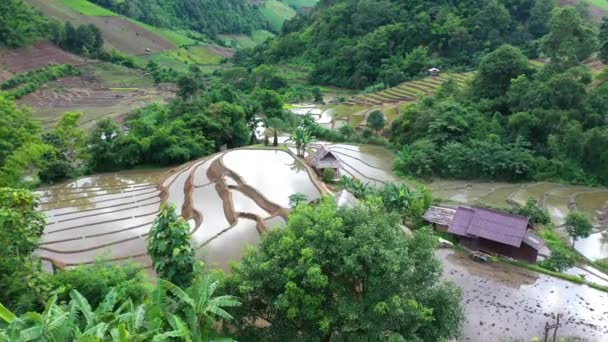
340,178,430,227
1,64,81,99
600,17,608,64
321,168,335,183
51,22,104,57
564,211,593,246
148,204,196,288
241,0,554,89
0,96,41,167
49,262,150,309
88,0,267,37
0,0,49,47
472,44,532,99
225,199,463,340
541,7,597,67
367,110,386,133
289,125,313,157
1,273,239,341
516,198,550,225
538,227,578,272
288,192,309,208
0,188,48,313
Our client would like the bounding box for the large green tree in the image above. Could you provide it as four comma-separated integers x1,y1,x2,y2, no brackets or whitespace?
565,211,593,247
541,7,597,66
471,44,531,99
226,198,463,341
147,204,196,288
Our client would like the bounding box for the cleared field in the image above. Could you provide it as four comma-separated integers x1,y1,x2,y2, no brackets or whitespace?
0,41,84,77
18,64,174,129
259,0,296,30
27,0,176,55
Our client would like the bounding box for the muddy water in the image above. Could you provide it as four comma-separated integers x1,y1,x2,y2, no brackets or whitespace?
190,184,231,245
198,218,260,272
222,149,321,208
575,233,608,261
230,190,270,218
438,249,608,341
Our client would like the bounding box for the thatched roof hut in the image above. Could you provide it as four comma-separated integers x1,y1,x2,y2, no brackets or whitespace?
310,146,341,174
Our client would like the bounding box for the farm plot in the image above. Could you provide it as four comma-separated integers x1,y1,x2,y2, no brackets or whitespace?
37,148,326,272
26,0,175,55
19,73,174,129
0,41,84,78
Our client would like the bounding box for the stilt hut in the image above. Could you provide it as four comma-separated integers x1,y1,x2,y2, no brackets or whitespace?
310,146,340,176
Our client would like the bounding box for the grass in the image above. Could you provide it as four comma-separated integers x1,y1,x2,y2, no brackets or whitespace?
259,0,296,31
58,0,117,16
125,18,196,47
136,46,223,70
281,0,319,6
384,106,399,123
109,87,138,91
219,30,275,49
584,0,608,10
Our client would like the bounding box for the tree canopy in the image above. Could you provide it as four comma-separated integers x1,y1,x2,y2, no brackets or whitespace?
225,198,463,341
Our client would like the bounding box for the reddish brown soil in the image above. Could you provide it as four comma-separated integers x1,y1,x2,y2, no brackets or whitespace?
0,41,84,74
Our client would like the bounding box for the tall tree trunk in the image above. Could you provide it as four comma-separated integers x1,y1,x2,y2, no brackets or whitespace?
273,129,278,147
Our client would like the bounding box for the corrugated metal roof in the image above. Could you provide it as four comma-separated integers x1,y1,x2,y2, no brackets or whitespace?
448,207,475,237
423,206,456,226
448,207,530,247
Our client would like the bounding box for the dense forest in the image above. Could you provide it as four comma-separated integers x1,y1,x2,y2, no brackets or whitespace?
0,0,49,47
237,0,556,88
89,0,269,37
392,7,608,186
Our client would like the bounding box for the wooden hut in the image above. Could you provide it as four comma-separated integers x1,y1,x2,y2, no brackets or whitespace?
423,206,551,263
428,67,440,76
310,146,340,176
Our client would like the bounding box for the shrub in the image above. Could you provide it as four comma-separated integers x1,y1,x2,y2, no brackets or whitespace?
1,64,81,99
538,226,578,271
516,198,551,225
322,168,336,183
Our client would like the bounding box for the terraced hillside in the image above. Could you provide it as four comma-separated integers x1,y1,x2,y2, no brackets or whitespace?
344,72,473,107
15,63,174,129
25,0,230,69
35,143,406,272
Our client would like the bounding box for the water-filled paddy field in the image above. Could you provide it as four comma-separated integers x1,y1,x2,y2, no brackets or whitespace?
34,144,608,341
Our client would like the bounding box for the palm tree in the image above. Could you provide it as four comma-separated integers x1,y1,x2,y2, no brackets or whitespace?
288,126,314,157
161,275,240,342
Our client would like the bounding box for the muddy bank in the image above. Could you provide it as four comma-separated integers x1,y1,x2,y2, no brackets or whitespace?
438,249,608,341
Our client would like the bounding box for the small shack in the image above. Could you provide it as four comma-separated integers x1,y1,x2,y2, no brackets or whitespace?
310,146,340,176
428,68,440,77
424,206,550,263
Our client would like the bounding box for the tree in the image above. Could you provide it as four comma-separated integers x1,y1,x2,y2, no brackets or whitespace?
600,17,608,64
541,7,597,66
312,87,323,103
472,44,531,99
289,125,313,157
147,204,196,287
339,124,356,140
565,211,593,247
226,198,464,341
367,110,386,133
160,275,240,342
265,117,284,147
288,193,308,208
516,198,551,225
0,188,47,312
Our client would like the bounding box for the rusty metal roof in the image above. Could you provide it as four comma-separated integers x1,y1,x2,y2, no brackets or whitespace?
423,206,456,226
448,207,530,247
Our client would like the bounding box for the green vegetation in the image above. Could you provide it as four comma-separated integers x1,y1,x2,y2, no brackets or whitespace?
367,110,386,133
88,0,268,37
58,0,118,16
392,9,608,186
538,227,579,272
0,0,50,47
1,64,81,99
225,198,463,340
565,211,594,247
259,0,296,31
239,0,555,89
148,204,196,288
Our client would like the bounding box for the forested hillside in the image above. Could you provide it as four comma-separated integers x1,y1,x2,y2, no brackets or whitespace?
238,0,555,88
89,0,269,37
0,0,49,47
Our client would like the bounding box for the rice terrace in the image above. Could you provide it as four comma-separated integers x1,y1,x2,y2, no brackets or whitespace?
3,0,608,340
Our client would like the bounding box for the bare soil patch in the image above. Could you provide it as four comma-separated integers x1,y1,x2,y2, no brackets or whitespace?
205,45,235,58
0,41,84,74
26,0,174,55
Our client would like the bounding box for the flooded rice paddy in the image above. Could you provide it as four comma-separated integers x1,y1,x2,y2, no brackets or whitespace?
36,144,608,341
439,249,608,341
